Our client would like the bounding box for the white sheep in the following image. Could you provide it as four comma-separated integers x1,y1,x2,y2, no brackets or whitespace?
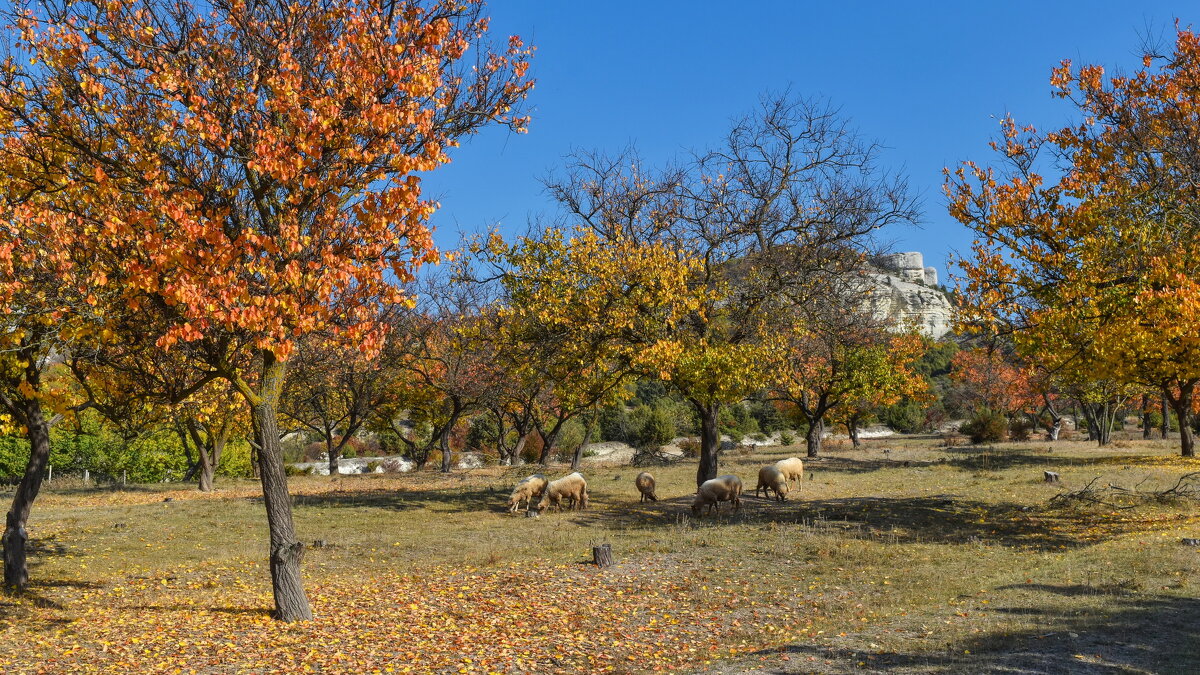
692,475,743,516
507,474,549,513
537,472,589,513
755,465,789,501
635,471,658,502
774,457,804,492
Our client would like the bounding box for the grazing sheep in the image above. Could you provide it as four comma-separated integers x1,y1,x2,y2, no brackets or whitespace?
635,472,658,502
507,474,549,513
755,465,789,501
774,457,804,491
691,475,743,516
537,472,589,513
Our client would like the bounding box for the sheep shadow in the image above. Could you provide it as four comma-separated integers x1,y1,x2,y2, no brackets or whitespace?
734,592,1200,674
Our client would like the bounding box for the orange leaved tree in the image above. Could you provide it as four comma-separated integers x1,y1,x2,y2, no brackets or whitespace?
947,27,1200,456
0,0,531,619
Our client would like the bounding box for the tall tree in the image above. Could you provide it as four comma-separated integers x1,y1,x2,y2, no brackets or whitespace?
948,27,1200,456
769,300,927,457
549,94,918,486
0,0,531,619
477,227,697,465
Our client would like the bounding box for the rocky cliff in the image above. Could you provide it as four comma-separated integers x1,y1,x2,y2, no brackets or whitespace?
864,252,953,339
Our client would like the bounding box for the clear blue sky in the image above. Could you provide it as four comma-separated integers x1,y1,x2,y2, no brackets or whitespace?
424,1,1196,283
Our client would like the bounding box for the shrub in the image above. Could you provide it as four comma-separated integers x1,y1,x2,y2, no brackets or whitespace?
881,398,926,433
630,403,675,448
599,404,633,443
678,438,701,458
520,433,543,464
960,410,1008,444
1008,418,1034,442
779,430,796,446
750,432,767,442
365,461,382,473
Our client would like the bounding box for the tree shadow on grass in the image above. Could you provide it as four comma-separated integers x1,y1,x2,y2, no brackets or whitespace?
278,485,509,514
731,592,1200,674
567,494,1094,551
939,446,1172,473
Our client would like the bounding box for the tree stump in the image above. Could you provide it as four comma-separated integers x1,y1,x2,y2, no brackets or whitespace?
592,543,614,568
1044,471,1060,484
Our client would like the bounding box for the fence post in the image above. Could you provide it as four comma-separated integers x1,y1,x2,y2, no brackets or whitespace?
47,465,51,483
83,469,89,484
122,470,127,486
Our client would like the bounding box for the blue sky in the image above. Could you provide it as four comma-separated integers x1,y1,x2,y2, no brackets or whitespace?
424,1,1197,283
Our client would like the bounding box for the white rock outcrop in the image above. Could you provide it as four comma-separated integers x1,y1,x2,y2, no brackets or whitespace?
865,252,953,339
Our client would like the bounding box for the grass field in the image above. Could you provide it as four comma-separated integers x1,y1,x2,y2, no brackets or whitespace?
1,434,1199,674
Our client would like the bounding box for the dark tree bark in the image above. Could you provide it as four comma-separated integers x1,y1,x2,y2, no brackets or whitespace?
571,412,596,471
326,432,340,477
1041,393,1063,441
805,418,825,458
1164,382,1197,458
1142,394,1152,440
438,399,464,473
1161,395,1171,439
536,414,569,466
846,413,862,448
246,353,312,622
695,401,721,489
2,398,51,591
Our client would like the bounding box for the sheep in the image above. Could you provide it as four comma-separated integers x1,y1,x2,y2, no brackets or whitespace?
507,474,549,513
537,472,589,513
691,475,743,516
635,471,658,502
774,457,804,492
755,465,789,501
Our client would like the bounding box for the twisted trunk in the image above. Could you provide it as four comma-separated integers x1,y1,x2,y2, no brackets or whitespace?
3,398,51,591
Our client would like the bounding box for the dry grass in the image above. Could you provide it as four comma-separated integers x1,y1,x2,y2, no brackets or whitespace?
2,435,1200,673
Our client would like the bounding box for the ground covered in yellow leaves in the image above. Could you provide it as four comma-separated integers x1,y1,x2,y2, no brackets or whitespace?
3,438,1200,673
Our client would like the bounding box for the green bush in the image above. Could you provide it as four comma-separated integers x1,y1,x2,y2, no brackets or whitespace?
960,410,1008,444
1008,418,1033,442
779,430,796,446
880,398,926,433
599,404,633,443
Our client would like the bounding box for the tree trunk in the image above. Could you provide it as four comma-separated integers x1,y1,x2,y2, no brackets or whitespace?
197,447,215,493
326,434,340,477
1041,394,1063,441
1161,395,1170,439
250,354,312,622
847,416,861,449
439,401,464,473
1080,402,1111,446
695,401,720,489
510,433,528,466
571,414,596,471
806,417,824,458
3,398,51,591
537,415,568,466
1165,382,1197,458
1142,394,1153,440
